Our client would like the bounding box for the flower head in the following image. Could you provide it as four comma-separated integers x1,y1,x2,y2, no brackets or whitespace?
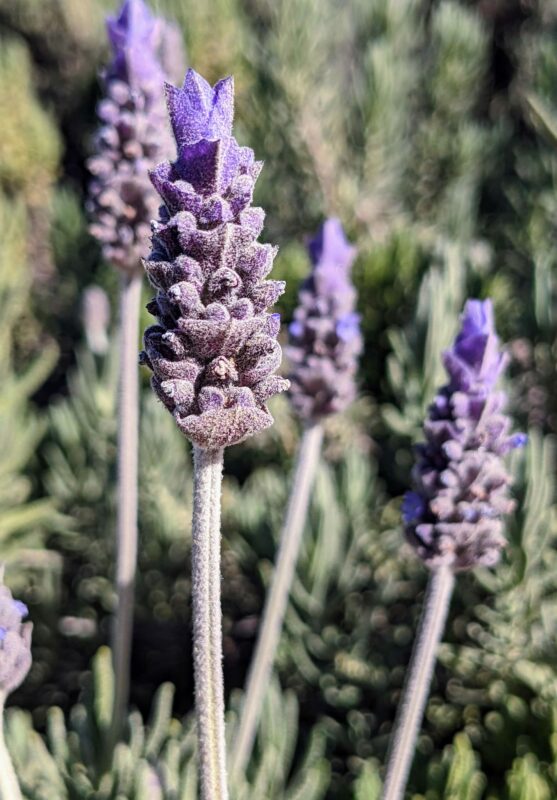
0,568,32,696
287,218,362,421
87,0,184,274
140,69,289,450
404,299,526,570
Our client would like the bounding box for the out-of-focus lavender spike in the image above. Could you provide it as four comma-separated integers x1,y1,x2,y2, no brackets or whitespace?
141,69,289,450
231,219,359,775
403,299,526,570
87,0,185,274
383,300,526,800
87,0,186,747
0,571,32,697
287,218,362,421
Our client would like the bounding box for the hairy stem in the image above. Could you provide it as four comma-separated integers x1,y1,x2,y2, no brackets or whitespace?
111,270,142,742
381,565,455,800
192,446,228,800
0,694,23,800
231,422,324,779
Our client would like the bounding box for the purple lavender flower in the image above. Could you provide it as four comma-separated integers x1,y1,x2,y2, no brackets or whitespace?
141,69,289,450
87,0,183,274
0,575,32,696
404,299,526,570
287,218,362,421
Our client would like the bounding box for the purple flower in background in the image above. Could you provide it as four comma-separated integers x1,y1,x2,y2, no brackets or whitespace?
87,0,184,273
404,299,526,570
141,69,289,450
106,0,163,83
287,218,362,421
0,573,32,696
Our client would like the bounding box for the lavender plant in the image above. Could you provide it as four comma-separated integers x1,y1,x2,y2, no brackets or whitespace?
381,299,526,800
7,648,329,800
87,0,182,740
0,566,32,800
140,68,288,799
232,218,362,776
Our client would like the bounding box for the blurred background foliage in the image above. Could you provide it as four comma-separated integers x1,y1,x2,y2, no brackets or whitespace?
0,0,556,796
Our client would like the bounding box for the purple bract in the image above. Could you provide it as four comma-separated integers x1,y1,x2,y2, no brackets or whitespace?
140,69,289,450
287,218,362,421
87,0,184,274
404,299,526,570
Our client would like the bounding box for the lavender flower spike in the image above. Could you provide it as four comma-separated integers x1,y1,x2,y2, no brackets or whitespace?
382,299,525,800
88,0,178,273
141,69,289,450
232,220,360,776
141,69,288,799
0,571,31,697
287,218,362,421
0,566,32,800
403,299,526,570
88,0,185,745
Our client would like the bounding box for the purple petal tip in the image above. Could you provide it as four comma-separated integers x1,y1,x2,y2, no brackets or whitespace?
308,218,357,272
166,69,234,151
107,0,155,51
106,0,164,84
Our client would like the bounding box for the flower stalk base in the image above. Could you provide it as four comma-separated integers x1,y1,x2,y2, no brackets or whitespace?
192,446,228,800
381,565,455,800
111,270,142,742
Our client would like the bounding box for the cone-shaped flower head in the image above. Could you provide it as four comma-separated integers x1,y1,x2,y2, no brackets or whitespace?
403,299,527,570
140,69,289,450
287,218,362,421
88,0,184,274
0,569,32,696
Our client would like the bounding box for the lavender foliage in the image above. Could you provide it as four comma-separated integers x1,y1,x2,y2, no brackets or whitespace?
403,299,527,570
141,69,289,450
87,0,180,274
0,575,32,696
287,218,362,421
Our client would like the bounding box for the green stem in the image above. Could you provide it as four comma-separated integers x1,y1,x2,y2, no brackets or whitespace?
111,270,142,742
231,422,324,779
192,446,228,800
381,565,455,800
0,694,23,800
